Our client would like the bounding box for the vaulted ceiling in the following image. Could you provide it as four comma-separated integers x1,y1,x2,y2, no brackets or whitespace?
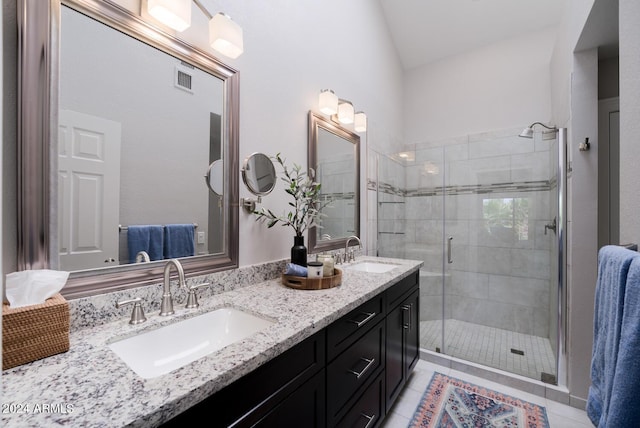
378,0,568,70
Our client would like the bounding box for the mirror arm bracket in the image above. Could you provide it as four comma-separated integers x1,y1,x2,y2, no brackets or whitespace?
241,196,262,213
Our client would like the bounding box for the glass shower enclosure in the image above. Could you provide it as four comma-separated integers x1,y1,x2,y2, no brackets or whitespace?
374,127,566,383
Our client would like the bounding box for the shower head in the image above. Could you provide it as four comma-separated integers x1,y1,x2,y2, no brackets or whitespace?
519,127,534,138
519,122,557,139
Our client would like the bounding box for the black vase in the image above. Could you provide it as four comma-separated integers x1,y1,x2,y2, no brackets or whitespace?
291,235,307,267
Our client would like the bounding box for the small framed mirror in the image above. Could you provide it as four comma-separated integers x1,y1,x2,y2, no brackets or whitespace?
308,111,360,253
242,153,277,195
241,153,276,212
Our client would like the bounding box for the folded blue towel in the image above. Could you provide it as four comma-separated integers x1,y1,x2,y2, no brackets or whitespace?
163,224,195,259
127,225,164,263
587,245,640,427
606,256,640,427
284,263,307,277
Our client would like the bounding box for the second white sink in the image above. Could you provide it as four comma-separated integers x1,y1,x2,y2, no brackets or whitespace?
108,307,274,379
347,261,399,273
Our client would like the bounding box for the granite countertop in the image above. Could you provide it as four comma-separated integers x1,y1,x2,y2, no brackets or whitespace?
1,256,422,427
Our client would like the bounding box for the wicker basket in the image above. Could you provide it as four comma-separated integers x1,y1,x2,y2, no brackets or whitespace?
282,268,342,290
2,293,70,370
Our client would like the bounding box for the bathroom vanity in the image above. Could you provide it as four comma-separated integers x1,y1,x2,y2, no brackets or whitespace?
1,257,421,427
163,269,419,427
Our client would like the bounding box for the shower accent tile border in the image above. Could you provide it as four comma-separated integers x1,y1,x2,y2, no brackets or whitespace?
370,179,553,198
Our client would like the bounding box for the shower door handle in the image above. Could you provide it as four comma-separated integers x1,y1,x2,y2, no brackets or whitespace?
544,217,557,235
447,236,453,264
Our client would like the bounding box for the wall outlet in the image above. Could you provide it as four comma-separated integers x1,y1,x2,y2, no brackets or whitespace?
197,231,206,244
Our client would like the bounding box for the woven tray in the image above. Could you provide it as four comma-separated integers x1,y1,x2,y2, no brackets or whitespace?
3,293,70,370
282,268,342,290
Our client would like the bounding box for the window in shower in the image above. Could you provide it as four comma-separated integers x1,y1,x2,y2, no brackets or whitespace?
482,197,530,241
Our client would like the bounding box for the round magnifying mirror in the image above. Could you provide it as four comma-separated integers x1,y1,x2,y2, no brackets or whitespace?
205,159,224,195
242,153,277,195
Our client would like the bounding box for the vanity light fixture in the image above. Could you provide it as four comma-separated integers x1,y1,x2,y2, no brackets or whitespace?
207,12,244,59
147,0,191,32
146,0,244,58
354,111,367,132
319,89,338,115
318,90,367,132
337,99,355,124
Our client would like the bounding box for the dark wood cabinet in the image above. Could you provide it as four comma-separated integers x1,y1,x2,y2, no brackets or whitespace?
161,331,325,428
161,270,420,428
327,320,385,425
336,372,385,428
250,369,326,428
385,276,420,411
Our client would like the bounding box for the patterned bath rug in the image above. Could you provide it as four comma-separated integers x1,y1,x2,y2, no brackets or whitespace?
409,372,550,427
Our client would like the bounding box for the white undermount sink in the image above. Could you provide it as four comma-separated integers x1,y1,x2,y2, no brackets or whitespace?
347,261,399,273
108,307,274,379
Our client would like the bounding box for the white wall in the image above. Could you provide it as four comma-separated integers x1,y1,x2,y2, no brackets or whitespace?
403,27,556,143
550,0,595,128
568,48,599,404
619,0,640,245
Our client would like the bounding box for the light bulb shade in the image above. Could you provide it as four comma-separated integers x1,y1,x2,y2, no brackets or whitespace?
147,0,191,32
209,13,244,59
319,90,338,115
354,111,367,132
337,101,354,124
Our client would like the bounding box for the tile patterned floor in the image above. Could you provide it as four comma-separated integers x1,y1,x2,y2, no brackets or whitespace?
420,319,557,381
382,359,593,427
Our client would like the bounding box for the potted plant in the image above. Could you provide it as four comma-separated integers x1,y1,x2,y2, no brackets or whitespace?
253,153,329,267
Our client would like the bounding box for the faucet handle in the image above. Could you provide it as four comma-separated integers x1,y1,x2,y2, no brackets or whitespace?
185,282,211,309
116,297,147,325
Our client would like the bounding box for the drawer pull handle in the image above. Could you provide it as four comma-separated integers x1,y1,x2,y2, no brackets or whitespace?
348,357,376,379
348,311,376,328
361,413,376,428
402,304,412,329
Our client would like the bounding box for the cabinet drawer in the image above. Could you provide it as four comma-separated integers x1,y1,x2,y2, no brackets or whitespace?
161,331,325,427
386,271,418,310
327,294,385,361
327,320,385,420
336,372,385,428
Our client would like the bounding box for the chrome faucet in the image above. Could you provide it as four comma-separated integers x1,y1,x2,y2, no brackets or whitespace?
345,235,362,263
160,259,186,316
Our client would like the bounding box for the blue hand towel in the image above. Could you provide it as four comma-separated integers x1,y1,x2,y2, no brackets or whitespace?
127,225,164,263
607,256,640,427
163,224,195,259
587,245,640,427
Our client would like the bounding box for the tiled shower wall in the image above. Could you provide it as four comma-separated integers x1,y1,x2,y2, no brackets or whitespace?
372,128,557,339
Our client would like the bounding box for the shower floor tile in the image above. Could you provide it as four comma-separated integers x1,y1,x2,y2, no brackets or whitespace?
420,319,556,381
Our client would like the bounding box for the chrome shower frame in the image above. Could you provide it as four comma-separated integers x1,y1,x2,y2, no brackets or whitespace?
556,127,568,388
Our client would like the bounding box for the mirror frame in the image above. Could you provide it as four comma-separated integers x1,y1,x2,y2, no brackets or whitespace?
307,111,360,254
17,0,239,298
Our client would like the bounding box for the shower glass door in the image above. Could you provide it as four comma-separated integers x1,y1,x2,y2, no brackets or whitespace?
439,129,559,382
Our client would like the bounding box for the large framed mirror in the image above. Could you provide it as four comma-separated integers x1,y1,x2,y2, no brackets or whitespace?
17,0,239,298
308,111,360,253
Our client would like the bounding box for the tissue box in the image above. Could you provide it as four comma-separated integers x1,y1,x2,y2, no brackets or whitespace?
2,293,70,370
